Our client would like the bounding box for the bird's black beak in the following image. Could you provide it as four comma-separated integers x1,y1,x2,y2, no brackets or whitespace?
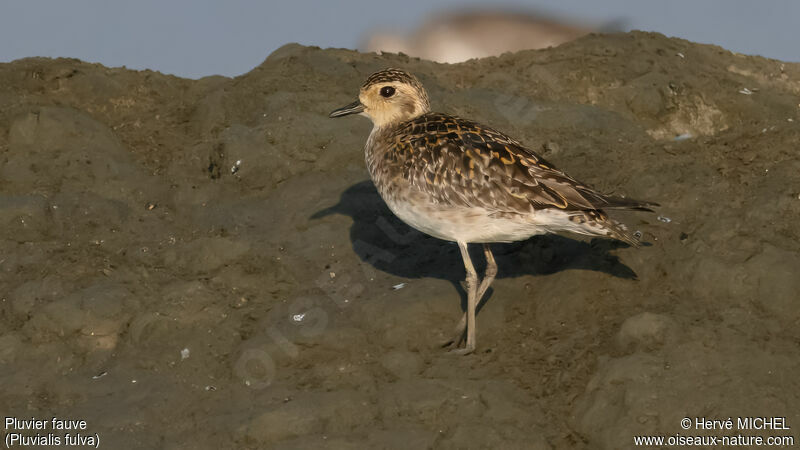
329,100,364,118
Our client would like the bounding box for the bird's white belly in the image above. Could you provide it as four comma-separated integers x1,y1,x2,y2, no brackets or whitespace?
383,195,584,244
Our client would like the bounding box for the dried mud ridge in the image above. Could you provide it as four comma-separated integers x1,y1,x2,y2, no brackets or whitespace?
1,32,799,449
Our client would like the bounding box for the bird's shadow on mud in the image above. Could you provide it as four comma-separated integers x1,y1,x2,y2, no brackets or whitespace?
312,181,638,307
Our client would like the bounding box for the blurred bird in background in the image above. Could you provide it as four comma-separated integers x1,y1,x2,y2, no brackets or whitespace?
362,8,622,63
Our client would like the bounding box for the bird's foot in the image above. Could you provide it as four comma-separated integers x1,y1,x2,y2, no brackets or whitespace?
440,334,464,349
448,343,475,356
440,319,467,349
441,323,475,355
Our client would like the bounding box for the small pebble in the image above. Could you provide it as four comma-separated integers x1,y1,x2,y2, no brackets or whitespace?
231,159,242,174
674,133,692,141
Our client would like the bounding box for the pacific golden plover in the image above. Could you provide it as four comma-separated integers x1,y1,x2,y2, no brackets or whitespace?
330,68,656,355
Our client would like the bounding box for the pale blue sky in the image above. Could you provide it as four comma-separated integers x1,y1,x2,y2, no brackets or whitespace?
2,0,798,79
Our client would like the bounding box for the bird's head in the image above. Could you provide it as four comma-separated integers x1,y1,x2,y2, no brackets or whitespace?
329,68,431,128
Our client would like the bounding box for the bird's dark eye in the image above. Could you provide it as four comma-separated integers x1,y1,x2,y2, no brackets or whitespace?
380,86,396,98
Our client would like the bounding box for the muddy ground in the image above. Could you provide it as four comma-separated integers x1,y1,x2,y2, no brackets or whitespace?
1,31,799,449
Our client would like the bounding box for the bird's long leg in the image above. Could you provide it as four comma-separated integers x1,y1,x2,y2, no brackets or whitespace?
444,244,497,348
449,241,479,355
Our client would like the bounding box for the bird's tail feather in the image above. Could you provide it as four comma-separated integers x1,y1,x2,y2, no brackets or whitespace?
598,195,659,212
605,218,642,247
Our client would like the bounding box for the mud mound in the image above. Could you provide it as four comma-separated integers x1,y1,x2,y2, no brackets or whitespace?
1,32,798,448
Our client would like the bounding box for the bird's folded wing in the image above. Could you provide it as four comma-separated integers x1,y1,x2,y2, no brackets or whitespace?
393,115,655,213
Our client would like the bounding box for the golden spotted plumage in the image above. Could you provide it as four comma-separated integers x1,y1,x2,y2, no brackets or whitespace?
366,112,655,245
